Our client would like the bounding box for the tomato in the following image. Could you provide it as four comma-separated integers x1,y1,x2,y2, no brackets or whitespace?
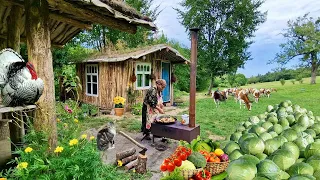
194,170,211,180
209,156,215,162
160,163,167,171
186,149,192,156
180,152,187,161
213,157,221,162
167,162,175,172
163,158,170,164
174,157,182,167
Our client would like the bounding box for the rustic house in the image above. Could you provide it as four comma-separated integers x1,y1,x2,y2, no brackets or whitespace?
76,44,189,111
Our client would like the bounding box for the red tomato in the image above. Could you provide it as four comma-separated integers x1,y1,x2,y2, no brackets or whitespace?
163,158,170,164
186,149,192,156
160,163,167,171
209,156,215,162
180,152,187,161
167,162,175,172
174,157,182,167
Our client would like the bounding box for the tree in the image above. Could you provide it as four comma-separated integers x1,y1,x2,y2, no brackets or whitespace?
272,14,320,84
176,0,267,94
235,73,248,86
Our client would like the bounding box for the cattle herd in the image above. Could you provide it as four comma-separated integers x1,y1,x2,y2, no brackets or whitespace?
211,88,277,111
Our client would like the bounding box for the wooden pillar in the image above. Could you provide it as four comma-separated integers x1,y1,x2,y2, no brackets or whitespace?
0,115,12,168
0,38,6,50
25,0,57,149
7,5,23,53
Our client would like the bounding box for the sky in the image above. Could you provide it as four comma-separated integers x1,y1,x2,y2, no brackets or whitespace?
151,0,320,77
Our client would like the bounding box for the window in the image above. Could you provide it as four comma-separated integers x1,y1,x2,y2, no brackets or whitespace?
136,63,151,89
85,64,98,96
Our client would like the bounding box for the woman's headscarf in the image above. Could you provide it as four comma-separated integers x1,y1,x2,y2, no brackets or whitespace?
156,79,167,87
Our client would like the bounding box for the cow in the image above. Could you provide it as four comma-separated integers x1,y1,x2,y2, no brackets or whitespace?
253,89,260,103
238,90,253,111
212,90,227,107
265,89,271,98
271,88,277,92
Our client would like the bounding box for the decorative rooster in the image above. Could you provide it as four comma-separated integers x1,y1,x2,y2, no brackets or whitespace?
0,48,44,106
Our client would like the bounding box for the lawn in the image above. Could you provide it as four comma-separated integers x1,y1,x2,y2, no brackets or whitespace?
194,76,320,138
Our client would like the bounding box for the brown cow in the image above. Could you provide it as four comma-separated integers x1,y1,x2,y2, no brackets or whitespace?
265,89,271,98
238,90,253,111
253,89,260,103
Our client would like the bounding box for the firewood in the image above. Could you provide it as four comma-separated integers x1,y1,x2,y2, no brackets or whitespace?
121,154,137,165
124,159,138,170
135,154,147,174
116,147,136,161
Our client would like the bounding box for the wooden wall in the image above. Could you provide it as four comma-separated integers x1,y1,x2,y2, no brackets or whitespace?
77,51,174,110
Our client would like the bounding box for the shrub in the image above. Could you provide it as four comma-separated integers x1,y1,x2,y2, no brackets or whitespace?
280,79,286,85
299,79,304,84
131,103,143,115
291,80,295,84
296,76,303,84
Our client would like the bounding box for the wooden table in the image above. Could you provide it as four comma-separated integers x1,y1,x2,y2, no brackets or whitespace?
150,122,200,143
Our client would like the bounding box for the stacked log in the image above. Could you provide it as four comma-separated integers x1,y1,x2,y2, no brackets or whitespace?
115,147,147,173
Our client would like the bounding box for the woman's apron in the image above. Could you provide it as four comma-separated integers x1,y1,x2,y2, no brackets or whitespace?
146,92,163,130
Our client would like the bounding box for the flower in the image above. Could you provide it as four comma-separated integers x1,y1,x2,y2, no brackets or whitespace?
113,96,126,108
57,118,61,123
90,136,95,140
81,134,87,139
74,119,79,123
117,160,123,167
54,146,64,153
69,139,78,146
64,105,73,114
17,162,28,169
0,178,7,180
24,147,33,153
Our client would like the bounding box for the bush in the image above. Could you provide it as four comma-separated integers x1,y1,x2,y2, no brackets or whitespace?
131,103,143,115
291,80,295,84
280,79,286,85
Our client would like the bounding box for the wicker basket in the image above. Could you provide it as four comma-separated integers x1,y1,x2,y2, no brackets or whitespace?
204,161,229,175
179,168,203,180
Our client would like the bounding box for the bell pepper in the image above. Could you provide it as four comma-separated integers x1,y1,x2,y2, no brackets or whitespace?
194,170,211,180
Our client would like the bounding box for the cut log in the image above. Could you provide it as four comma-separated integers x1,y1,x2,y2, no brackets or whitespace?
116,147,136,161
121,154,137,165
136,154,147,174
124,159,138,171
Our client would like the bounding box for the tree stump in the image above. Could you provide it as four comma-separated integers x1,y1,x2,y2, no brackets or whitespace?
116,147,136,161
136,154,147,174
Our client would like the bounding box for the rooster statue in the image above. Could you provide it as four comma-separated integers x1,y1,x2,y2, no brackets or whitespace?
0,48,44,106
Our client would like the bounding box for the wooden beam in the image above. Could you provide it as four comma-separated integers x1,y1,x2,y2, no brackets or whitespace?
49,13,92,30
7,5,23,53
47,0,137,34
25,0,57,150
0,34,64,48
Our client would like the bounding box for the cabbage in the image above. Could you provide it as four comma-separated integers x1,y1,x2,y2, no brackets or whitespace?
288,162,314,176
280,101,289,108
258,114,266,120
249,116,260,125
282,129,298,141
238,133,257,145
310,123,320,135
264,139,281,155
226,158,257,180
282,142,300,160
313,170,320,179
253,177,268,180
257,159,281,179
304,142,320,159
259,132,272,142
315,116,320,122
295,135,314,151
270,149,296,170
270,124,283,134
229,149,243,161
267,112,277,118
249,125,266,135
230,132,242,142
267,116,278,124
262,122,273,131
269,131,278,138
224,141,240,154
240,137,265,155
267,105,274,113
301,108,308,114
286,106,294,114
280,170,290,179
304,129,316,138
298,115,310,128
289,174,316,180
306,155,320,172
244,121,252,128
176,160,196,170
308,119,315,128
279,118,290,128
273,135,288,146
255,153,268,161
292,124,307,133
297,158,306,163
239,154,260,165
277,111,288,119
236,125,246,132
287,115,296,125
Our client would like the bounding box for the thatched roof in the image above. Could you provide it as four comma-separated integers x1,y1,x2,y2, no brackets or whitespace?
83,44,190,64
1,0,157,47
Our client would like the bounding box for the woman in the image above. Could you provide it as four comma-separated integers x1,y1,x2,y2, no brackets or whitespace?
141,79,166,140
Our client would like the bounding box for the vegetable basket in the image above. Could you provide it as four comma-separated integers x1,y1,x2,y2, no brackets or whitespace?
204,161,229,175
180,168,203,179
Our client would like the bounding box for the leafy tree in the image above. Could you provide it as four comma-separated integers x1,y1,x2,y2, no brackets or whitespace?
280,79,286,85
235,73,248,86
176,0,267,94
272,14,320,84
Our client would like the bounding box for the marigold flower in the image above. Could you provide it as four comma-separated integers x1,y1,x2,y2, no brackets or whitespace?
17,162,28,169
24,147,33,153
90,136,95,140
74,119,79,123
54,146,64,153
81,134,87,139
117,160,123,167
69,139,78,146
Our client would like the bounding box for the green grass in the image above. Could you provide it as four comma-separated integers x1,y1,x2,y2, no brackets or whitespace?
194,76,320,138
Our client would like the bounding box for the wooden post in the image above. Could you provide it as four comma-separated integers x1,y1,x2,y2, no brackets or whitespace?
7,5,23,53
189,28,200,128
0,115,12,168
25,0,57,150
136,154,147,174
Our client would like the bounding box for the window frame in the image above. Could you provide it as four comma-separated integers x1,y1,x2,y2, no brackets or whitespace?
135,62,152,90
85,64,99,97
